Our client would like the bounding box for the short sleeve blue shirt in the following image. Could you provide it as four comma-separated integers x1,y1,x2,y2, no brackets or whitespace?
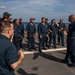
0,34,19,75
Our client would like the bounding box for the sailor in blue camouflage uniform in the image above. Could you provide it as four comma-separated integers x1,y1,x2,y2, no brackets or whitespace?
13,19,23,51
0,12,12,28
26,18,36,51
64,15,75,67
1,12,12,23
58,19,66,46
48,19,59,49
0,21,24,75
37,17,48,52
62,15,75,67
45,18,49,47
19,18,24,47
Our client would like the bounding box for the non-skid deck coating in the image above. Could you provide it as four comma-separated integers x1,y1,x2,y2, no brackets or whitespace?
14,35,75,75
15,50,75,75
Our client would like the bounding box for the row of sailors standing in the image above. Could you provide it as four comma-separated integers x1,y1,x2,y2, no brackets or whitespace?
26,17,66,53
1,13,66,52
0,12,66,52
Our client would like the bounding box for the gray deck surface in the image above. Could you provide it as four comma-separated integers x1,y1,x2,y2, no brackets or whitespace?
14,35,75,75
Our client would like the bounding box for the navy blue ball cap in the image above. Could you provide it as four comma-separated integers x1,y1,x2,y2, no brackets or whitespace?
30,18,35,20
3,12,11,17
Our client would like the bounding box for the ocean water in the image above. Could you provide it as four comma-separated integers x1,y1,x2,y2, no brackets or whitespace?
23,22,69,31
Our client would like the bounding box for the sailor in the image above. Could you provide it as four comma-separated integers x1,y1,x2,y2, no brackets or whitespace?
58,19,66,46
19,18,24,47
45,18,49,47
37,17,48,52
62,15,75,67
0,21,24,75
48,19,59,49
26,18,36,51
13,19,22,51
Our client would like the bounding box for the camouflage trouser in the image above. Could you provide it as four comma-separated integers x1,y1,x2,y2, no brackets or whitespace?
70,39,75,64
39,34,46,49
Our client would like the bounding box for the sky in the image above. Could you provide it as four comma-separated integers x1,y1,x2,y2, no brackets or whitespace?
0,0,75,22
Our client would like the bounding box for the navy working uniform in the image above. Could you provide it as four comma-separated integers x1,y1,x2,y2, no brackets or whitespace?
45,22,49,47
37,23,48,50
19,23,24,47
26,23,36,50
49,24,58,48
67,21,75,65
0,34,18,75
13,24,22,51
58,23,66,46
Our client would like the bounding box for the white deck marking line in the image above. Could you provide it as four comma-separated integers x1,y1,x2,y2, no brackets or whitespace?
23,48,66,55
